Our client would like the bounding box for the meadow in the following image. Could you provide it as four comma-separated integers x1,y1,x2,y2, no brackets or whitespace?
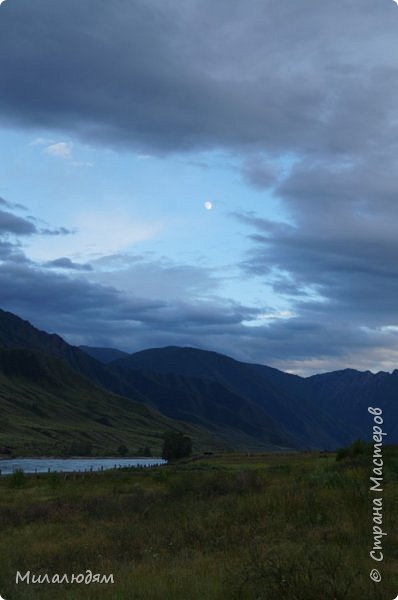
0,450,397,599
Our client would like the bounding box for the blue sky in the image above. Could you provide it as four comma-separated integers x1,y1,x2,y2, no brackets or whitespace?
1,0,398,375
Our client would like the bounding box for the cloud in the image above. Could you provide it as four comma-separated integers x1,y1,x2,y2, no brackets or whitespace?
0,203,268,363
0,209,37,235
0,257,264,351
1,200,398,374
45,257,93,271
0,200,75,271
0,0,395,159
232,166,398,371
29,137,51,147
0,203,265,361
237,154,398,328
40,226,75,236
1,1,398,373
43,142,72,159
0,196,28,212
89,254,219,300
241,158,280,189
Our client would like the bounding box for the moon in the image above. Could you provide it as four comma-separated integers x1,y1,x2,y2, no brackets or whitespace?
204,201,213,210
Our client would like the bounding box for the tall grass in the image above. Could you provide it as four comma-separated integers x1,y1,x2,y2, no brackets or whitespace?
0,451,396,599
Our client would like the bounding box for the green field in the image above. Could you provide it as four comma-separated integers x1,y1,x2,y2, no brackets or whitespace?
0,451,397,599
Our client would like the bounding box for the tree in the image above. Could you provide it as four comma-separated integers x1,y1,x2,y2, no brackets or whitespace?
137,446,152,457
161,431,192,462
117,444,129,457
336,438,370,461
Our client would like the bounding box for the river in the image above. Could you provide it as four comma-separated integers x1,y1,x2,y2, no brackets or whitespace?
0,457,166,475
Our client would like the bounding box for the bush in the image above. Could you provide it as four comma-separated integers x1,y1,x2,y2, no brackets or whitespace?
336,438,370,461
136,446,152,457
8,468,26,488
161,432,192,462
117,444,129,457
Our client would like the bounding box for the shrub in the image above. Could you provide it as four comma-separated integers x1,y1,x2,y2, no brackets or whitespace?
117,444,129,457
8,468,26,488
136,446,152,456
161,431,192,462
336,438,371,461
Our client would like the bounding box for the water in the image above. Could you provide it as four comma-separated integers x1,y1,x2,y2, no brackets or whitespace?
0,457,166,475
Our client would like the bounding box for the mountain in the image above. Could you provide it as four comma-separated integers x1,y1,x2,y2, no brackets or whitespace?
79,345,129,363
305,368,398,441
110,346,354,449
0,347,222,456
0,310,294,451
108,364,294,450
111,346,398,445
0,309,142,400
0,311,292,450
2,309,396,453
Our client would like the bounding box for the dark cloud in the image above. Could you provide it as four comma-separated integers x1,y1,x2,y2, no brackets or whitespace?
0,231,396,374
0,0,396,159
0,199,74,238
233,175,398,371
0,240,20,261
1,1,398,373
89,254,220,300
45,257,93,271
1,238,396,376
40,227,75,236
241,158,280,189
0,258,263,351
0,197,28,211
0,206,269,362
0,209,37,235
236,152,398,327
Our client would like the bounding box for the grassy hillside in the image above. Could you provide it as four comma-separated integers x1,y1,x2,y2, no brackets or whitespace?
111,346,355,449
3,309,398,452
0,310,302,451
0,309,142,400
0,348,223,457
109,365,294,451
0,450,397,598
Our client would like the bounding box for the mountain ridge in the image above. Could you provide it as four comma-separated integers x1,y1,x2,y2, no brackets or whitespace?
2,309,397,452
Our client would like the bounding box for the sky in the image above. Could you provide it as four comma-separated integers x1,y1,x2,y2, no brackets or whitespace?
1,0,398,375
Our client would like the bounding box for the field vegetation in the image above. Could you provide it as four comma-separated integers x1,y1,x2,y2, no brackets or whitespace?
0,449,397,599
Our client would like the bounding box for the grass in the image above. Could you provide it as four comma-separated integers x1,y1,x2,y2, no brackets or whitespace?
0,367,224,457
0,450,397,599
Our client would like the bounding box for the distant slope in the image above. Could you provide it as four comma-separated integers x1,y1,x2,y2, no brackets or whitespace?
0,348,223,456
109,364,295,451
79,345,129,364
110,347,353,448
305,369,398,442
4,310,396,451
0,311,295,451
0,309,141,400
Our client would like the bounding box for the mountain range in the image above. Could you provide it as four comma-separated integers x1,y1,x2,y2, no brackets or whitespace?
0,308,396,456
